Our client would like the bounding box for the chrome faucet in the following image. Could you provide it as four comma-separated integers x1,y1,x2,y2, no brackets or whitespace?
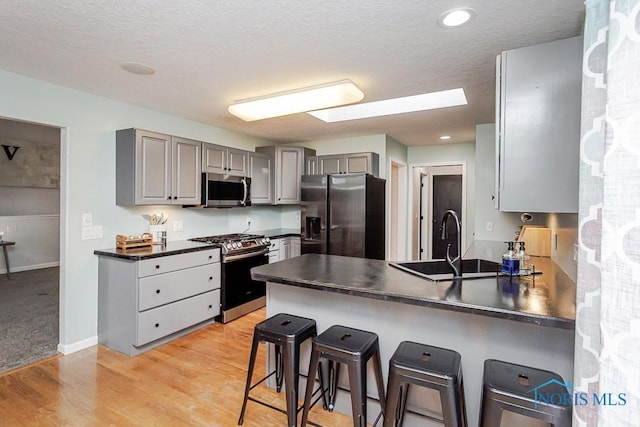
440,209,462,278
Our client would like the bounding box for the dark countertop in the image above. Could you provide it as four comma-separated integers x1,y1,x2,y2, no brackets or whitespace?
251,245,576,330
94,240,218,260
255,228,301,239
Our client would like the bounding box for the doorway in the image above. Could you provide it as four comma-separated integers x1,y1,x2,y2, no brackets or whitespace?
411,164,465,260
0,117,61,372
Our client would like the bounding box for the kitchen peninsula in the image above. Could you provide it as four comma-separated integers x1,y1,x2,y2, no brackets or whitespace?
251,244,576,426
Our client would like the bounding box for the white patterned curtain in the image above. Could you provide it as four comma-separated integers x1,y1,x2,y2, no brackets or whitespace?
574,0,640,425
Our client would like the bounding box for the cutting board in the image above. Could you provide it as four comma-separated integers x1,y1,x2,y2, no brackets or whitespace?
517,226,551,257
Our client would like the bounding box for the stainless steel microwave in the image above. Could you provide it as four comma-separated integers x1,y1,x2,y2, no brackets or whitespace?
202,173,251,207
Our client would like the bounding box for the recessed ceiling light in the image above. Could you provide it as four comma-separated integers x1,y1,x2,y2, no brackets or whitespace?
438,8,475,28
440,135,452,140
119,61,155,75
228,79,364,121
308,88,467,123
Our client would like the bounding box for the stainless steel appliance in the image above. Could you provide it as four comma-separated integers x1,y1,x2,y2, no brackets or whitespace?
201,173,251,208
189,233,270,322
301,173,385,259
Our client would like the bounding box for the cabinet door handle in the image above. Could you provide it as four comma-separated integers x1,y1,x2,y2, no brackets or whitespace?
208,305,213,309
167,196,171,200
173,196,177,200
155,265,160,269
156,289,160,294
208,255,212,259
155,323,159,328
209,276,213,280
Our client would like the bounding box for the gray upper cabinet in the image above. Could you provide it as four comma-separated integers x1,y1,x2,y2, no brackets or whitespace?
116,129,201,206
202,142,248,177
256,146,316,204
495,36,582,213
305,152,379,177
248,151,274,204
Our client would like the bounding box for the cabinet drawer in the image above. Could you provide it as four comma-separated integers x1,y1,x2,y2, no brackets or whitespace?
136,290,220,346
138,263,221,311
138,248,220,277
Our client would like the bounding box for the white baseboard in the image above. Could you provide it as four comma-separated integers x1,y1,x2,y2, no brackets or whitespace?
0,261,59,274
57,336,98,355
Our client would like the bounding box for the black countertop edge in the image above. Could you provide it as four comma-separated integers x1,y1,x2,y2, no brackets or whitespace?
255,228,301,239
252,272,575,330
94,241,219,260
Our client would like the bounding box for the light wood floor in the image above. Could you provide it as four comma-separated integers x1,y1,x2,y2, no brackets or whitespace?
0,308,354,426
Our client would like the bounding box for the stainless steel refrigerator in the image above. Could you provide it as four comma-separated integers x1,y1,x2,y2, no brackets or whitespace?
301,173,385,259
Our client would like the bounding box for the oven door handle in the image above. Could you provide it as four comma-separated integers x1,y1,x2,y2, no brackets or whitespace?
223,248,269,263
241,178,248,206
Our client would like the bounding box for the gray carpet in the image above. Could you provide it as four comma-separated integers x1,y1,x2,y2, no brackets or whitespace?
0,267,59,373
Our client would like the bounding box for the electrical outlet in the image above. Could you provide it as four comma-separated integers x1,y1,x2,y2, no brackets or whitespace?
295,214,301,224
485,222,493,232
173,220,184,232
82,213,93,226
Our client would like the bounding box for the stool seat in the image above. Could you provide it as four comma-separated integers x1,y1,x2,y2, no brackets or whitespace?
313,325,379,358
238,313,321,427
301,325,386,427
480,359,571,427
384,341,467,427
256,313,318,342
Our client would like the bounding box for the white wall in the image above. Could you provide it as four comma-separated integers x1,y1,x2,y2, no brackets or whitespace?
0,69,279,351
0,215,59,272
408,142,476,253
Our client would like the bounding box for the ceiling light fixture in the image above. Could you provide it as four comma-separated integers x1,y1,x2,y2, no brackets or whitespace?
438,8,475,28
308,88,468,123
119,61,155,75
228,79,364,121
440,135,452,140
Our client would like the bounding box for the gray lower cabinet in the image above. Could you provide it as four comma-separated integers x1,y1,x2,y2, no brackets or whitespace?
256,146,316,204
248,151,274,204
98,248,221,356
202,142,248,177
116,128,201,206
268,237,301,262
496,36,582,213
305,152,379,176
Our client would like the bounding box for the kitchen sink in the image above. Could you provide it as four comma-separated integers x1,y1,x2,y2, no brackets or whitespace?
389,259,500,282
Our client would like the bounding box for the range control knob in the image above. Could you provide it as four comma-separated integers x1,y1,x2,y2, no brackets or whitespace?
265,238,270,244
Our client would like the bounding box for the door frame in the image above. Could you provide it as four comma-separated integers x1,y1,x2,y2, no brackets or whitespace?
421,165,463,260
387,159,408,261
409,161,467,260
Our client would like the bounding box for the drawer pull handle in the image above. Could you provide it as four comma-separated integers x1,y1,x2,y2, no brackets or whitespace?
208,305,213,309
155,265,160,269
209,276,213,280
208,255,212,259
156,289,160,294
155,323,159,328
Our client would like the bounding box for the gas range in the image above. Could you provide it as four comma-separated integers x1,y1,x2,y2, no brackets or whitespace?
189,232,270,323
189,233,271,257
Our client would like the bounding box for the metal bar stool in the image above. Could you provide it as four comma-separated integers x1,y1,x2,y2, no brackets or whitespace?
301,325,386,427
238,313,326,427
479,359,571,427
384,341,467,427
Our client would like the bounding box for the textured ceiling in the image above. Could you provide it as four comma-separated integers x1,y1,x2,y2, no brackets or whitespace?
0,0,585,146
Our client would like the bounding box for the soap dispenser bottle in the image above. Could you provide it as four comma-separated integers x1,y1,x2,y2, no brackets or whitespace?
502,241,520,275
518,241,529,274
